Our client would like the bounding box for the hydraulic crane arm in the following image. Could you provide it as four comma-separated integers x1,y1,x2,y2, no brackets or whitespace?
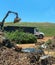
0,11,21,31
2,11,18,22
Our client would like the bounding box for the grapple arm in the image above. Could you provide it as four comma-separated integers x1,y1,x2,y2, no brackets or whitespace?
0,11,21,31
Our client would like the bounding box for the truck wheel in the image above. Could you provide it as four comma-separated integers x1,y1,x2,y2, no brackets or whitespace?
39,34,44,39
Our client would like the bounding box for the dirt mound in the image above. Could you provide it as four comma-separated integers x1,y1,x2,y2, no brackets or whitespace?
51,36,55,46
0,46,41,65
0,37,54,65
51,56,55,64
0,46,19,65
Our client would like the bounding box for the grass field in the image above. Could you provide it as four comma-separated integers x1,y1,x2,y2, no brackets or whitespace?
4,22,55,36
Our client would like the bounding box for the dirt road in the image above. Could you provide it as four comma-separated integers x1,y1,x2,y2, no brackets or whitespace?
37,37,52,42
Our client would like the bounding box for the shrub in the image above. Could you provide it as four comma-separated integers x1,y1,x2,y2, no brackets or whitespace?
5,30,37,44
45,39,52,45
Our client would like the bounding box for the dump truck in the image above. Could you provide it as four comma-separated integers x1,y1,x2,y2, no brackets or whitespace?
4,26,44,39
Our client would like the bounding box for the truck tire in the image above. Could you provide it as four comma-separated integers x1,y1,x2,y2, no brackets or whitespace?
38,34,44,39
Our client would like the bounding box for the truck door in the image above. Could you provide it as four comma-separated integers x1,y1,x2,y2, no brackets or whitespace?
34,28,40,35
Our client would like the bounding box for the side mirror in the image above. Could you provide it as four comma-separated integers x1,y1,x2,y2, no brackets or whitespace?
14,18,21,23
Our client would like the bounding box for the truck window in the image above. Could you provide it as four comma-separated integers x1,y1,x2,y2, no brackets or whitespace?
35,28,39,32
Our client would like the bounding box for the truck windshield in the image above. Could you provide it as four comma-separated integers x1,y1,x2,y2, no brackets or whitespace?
35,28,39,32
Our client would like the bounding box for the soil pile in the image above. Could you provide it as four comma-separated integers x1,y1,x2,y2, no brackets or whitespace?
51,36,55,49
0,46,41,65
51,56,55,64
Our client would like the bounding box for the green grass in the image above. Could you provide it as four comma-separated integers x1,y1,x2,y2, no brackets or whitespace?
4,22,55,37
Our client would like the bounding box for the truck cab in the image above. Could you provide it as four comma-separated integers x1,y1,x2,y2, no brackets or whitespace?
34,28,44,39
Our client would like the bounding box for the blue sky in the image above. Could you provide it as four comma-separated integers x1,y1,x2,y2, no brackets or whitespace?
0,0,55,23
